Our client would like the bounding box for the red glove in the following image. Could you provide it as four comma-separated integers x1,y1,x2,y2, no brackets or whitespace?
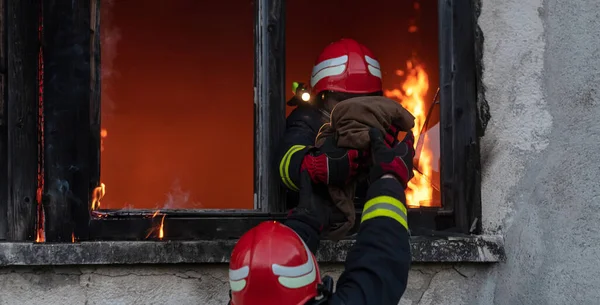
368,128,415,188
301,137,363,186
384,123,402,147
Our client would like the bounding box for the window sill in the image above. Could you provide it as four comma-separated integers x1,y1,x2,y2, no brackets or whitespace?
0,235,504,266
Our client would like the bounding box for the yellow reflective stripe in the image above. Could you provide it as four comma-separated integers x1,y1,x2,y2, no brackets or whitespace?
363,195,408,216
279,145,306,191
361,195,408,230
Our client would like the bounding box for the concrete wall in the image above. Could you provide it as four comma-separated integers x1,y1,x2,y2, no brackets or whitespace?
2,0,600,304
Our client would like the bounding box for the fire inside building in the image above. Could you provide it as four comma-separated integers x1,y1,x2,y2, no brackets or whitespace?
99,0,440,212
1,0,481,245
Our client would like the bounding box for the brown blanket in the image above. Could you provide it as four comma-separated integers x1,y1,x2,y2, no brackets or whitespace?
315,96,415,240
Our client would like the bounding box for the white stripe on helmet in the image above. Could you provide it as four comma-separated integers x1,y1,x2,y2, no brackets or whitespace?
310,55,349,88
311,65,346,88
312,55,349,76
365,55,382,79
229,266,249,292
272,234,317,289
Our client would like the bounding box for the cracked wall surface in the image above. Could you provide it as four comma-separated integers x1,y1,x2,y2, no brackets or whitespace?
2,0,600,304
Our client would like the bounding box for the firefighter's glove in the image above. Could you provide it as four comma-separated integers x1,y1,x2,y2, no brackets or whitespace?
384,122,402,147
368,128,415,188
287,171,331,233
301,137,362,186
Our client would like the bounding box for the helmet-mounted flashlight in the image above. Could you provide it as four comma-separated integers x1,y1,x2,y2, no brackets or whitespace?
287,81,312,106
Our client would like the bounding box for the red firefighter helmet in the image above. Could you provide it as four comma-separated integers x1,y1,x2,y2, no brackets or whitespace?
310,38,383,95
229,221,321,305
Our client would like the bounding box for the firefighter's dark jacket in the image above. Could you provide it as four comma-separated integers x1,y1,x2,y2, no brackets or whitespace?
278,104,328,192
286,177,411,305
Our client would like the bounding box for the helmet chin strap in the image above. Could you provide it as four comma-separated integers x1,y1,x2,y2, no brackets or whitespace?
318,108,331,120
307,275,334,304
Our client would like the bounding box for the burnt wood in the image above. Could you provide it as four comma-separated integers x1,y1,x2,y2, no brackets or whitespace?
6,0,39,241
438,0,482,234
255,0,286,212
267,0,286,212
42,0,91,242
438,0,454,230
89,215,288,241
455,0,483,234
88,209,449,241
89,0,101,231
0,0,8,240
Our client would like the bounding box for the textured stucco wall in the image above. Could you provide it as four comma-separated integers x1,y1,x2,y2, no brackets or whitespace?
477,0,600,304
2,0,600,304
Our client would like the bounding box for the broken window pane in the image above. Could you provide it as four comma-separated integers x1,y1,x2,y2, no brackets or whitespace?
100,1,255,210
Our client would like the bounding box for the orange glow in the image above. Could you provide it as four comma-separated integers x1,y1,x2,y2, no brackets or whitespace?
100,1,254,210
71,233,76,243
408,25,418,33
91,183,106,210
385,60,437,207
100,128,107,152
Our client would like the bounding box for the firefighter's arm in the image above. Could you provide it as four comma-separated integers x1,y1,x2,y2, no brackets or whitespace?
328,176,410,305
284,172,331,254
329,128,414,305
278,106,321,192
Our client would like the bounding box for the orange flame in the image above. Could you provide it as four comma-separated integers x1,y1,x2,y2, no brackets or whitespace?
145,210,167,240
71,233,76,243
385,59,435,207
158,214,166,240
91,183,106,210
35,228,45,243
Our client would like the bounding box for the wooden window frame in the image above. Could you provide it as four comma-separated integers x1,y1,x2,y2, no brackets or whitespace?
0,0,482,242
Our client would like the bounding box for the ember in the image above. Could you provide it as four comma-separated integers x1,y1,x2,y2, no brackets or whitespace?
100,128,107,152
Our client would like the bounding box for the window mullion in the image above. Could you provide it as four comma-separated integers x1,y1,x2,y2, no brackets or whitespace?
255,0,286,212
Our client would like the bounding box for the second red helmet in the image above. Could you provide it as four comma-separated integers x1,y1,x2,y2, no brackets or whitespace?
229,221,321,305
310,38,383,95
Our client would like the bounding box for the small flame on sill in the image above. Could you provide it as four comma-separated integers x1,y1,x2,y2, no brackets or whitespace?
91,183,106,210
145,210,167,240
158,215,166,240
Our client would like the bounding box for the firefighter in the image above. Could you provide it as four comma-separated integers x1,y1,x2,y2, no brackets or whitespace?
279,38,401,207
228,128,414,305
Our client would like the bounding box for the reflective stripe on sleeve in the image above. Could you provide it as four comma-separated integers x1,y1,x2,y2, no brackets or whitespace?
279,145,306,191
361,195,408,230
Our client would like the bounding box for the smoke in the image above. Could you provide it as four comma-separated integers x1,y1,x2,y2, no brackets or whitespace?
161,179,202,209
100,0,121,118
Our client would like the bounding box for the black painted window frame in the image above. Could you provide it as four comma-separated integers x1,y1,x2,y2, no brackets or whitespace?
0,0,482,242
